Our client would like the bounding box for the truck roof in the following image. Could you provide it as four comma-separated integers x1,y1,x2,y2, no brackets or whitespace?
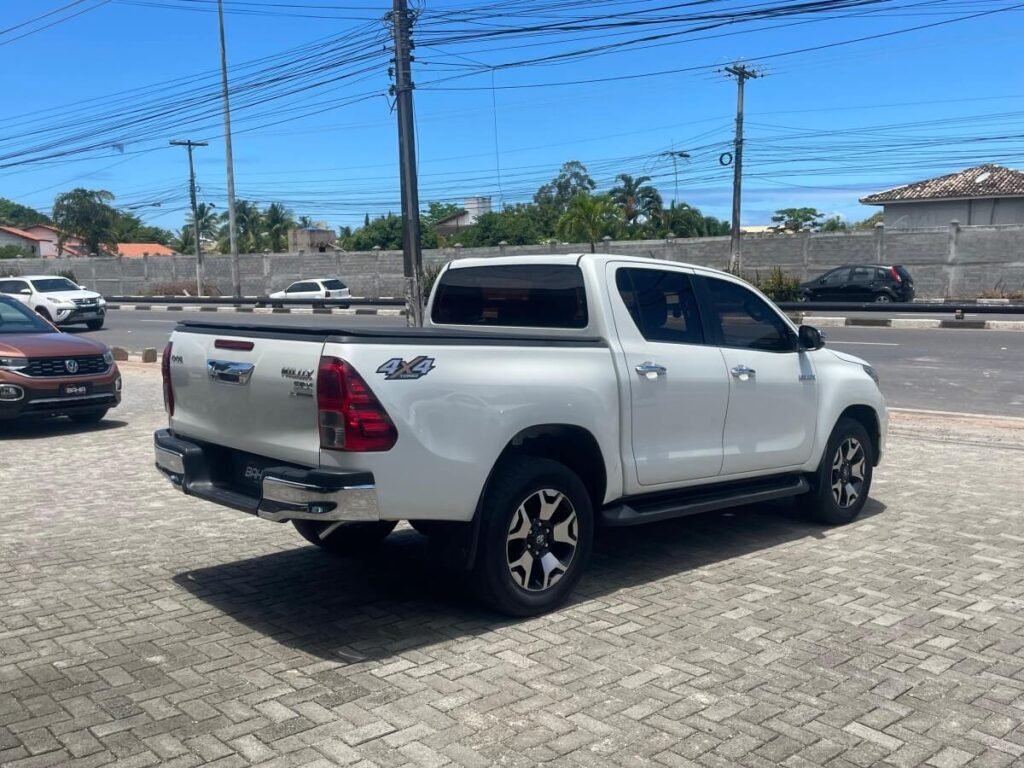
444,252,734,279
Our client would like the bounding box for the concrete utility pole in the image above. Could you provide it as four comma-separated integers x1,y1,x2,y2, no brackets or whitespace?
725,64,759,273
389,0,424,326
170,139,209,297
217,0,241,297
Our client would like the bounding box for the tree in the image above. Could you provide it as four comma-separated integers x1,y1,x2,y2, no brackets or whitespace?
219,200,264,252
0,244,33,259
853,211,884,230
297,215,314,228
187,203,219,241
0,199,50,229
458,205,542,247
820,216,849,233
263,202,296,253
556,194,619,253
171,226,195,254
771,207,824,232
52,188,117,256
611,174,662,225
534,161,596,213
659,202,730,238
422,201,462,226
108,211,174,245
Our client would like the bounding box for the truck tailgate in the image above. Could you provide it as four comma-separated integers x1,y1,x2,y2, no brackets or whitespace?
168,327,325,466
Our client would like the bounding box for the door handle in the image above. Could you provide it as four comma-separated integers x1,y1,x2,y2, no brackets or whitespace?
635,361,667,378
731,365,756,379
207,359,255,385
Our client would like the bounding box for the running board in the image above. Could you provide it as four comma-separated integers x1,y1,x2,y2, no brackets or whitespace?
601,475,809,527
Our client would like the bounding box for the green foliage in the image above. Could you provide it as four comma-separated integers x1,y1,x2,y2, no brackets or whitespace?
611,174,662,225
341,213,437,251
52,188,117,256
0,244,32,259
820,216,849,233
171,226,195,254
853,211,884,230
755,266,803,302
771,207,824,232
110,210,173,245
422,201,462,226
188,203,219,240
534,161,596,214
0,198,50,228
263,202,296,253
557,194,619,253
421,261,446,302
659,202,730,238
457,205,542,247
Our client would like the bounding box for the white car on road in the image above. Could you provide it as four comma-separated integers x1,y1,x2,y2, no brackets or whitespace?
269,278,351,304
156,254,887,615
0,275,107,330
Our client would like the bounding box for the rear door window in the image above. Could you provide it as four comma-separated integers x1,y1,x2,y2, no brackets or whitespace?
431,264,587,328
616,268,704,345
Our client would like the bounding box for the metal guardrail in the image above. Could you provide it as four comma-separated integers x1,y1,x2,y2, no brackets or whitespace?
103,295,406,307
777,301,1024,314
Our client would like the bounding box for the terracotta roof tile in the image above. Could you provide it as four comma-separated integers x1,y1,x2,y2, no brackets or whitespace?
0,225,45,241
861,164,1024,204
116,242,175,258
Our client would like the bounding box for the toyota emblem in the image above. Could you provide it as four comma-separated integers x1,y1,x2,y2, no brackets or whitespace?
65,359,79,374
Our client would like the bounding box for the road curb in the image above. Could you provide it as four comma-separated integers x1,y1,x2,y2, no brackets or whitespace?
793,315,1024,331
107,304,406,317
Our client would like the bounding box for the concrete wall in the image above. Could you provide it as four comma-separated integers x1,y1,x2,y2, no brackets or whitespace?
2,222,1022,298
884,198,1024,228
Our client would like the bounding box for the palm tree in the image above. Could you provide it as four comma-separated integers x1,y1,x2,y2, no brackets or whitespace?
171,226,195,254
221,200,263,252
611,174,662,225
556,194,618,253
264,202,296,253
188,202,219,241
297,215,314,228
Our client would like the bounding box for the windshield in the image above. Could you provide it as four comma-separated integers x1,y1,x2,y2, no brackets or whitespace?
0,299,53,334
31,278,79,293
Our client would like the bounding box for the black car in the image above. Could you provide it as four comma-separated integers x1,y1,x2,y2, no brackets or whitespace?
801,264,915,303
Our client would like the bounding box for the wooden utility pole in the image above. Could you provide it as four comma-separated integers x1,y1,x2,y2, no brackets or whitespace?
390,0,424,326
217,0,241,297
725,64,759,273
170,139,209,296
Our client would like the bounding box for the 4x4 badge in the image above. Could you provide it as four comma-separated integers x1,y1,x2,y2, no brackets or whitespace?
377,356,435,380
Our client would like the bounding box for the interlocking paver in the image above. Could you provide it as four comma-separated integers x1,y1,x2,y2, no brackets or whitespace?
2,367,1024,766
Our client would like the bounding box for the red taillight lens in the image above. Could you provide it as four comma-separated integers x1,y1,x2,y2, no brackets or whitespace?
889,266,902,283
317,356,397,452
161,341,174,416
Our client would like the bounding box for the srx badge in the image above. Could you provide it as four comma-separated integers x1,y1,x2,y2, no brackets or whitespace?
377,356,435,380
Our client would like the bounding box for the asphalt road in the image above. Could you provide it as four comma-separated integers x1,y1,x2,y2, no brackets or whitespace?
76,310,1023,418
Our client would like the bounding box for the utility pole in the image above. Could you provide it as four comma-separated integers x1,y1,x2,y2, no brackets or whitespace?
663,148,690,206
170,139,209,296
725,64,759,273
389,0,424,326
217,0,241,297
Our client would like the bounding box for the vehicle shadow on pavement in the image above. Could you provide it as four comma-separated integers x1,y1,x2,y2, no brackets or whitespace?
172,498,887,663
0,418,128,440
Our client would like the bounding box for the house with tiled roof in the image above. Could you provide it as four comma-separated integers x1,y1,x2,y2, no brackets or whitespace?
861,164,1024,229
115,242,175,258
0,225,46,256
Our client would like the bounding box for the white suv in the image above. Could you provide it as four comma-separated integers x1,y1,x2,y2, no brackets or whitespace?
0,276,107,330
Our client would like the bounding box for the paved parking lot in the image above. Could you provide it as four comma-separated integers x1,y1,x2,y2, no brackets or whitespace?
2,367,1024,767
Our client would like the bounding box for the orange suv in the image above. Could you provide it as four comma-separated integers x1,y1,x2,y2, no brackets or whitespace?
0,295,121,423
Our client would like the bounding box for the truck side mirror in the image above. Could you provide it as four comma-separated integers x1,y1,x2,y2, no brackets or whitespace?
798,325,825,350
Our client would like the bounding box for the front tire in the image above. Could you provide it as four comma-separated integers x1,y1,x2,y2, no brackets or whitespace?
473,458,593,617
292,519,397,555
801,417,874,524
86,319,104,330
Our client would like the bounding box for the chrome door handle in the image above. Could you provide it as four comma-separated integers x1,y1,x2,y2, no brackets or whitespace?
731,365,756,379
207,359,255,385
635,361,667,378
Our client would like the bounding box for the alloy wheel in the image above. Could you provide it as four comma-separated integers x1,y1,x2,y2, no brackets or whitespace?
831,437,866,509
506,489,579,592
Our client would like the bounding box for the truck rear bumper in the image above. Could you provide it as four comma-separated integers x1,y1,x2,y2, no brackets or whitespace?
153,429,379,523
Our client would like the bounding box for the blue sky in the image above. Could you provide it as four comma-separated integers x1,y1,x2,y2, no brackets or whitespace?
1,0,1022,234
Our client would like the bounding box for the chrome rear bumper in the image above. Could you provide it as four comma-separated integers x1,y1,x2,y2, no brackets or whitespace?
153,429,379,523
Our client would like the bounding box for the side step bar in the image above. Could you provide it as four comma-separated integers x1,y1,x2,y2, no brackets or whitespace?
601,475,809,527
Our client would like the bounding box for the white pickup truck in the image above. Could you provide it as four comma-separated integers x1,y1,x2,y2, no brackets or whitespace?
155,254,886,615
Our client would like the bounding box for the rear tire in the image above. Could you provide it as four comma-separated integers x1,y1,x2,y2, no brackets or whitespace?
292,519,397,555
69,409,108,424
86,319,104,330
472,458,593,617
800,417,874,525
873,293,893,303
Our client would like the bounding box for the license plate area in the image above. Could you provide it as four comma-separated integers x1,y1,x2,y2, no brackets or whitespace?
63,383,89,397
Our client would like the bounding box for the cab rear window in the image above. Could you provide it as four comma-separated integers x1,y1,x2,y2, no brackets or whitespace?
431,265,588,329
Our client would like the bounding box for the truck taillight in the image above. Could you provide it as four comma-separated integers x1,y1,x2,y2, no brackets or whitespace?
317,356,397,452
161,341,174,416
